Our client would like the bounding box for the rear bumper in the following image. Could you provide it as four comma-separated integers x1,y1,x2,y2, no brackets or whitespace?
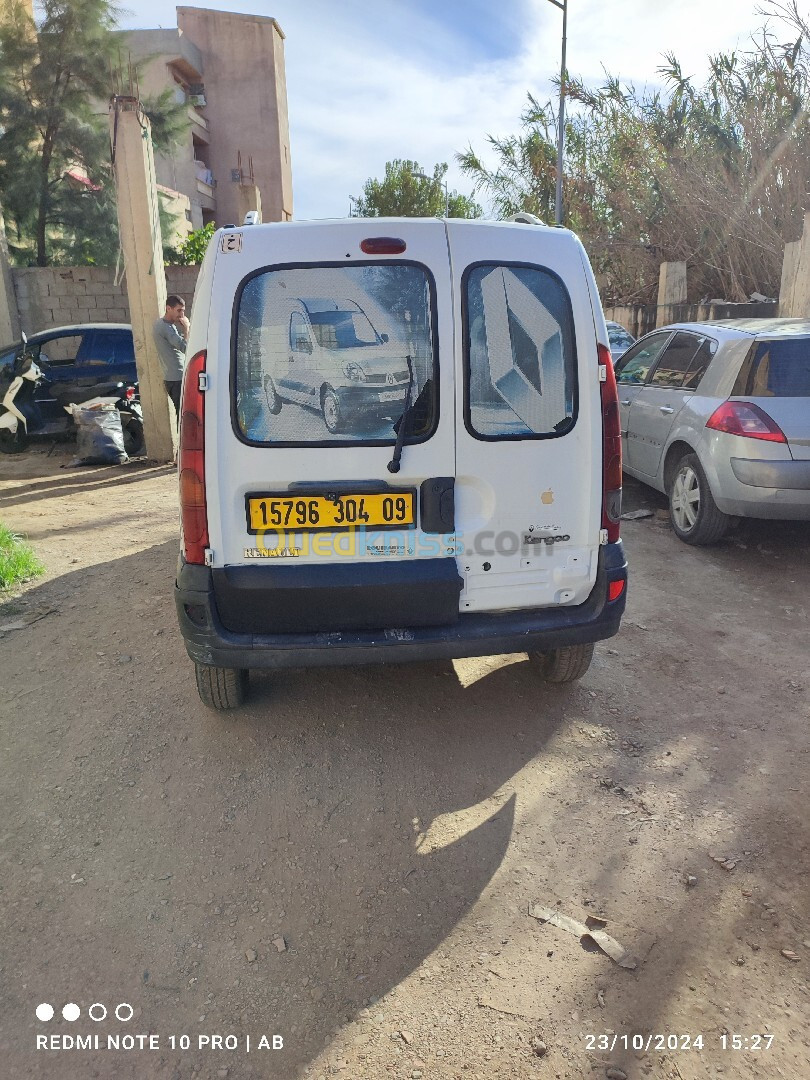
174,542,628,671
711,456,810,518
729,457,810,490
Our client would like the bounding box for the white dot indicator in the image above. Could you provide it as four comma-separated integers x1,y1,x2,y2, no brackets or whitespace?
89,1003,107,1021
36,1003,54,1022
62,1003,80,1022
115,1002,134,1022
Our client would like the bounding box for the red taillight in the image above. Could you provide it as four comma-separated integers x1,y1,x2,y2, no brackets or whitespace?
598,342,622,542
179,350,208,564
125,386,135,401
608,579,625,602
360,237,406,255
706,401,787,443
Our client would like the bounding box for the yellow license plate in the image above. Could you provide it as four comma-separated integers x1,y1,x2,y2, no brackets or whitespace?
246,491,416,533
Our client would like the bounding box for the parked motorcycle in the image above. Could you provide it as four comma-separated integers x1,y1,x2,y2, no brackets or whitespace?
0,334,144,455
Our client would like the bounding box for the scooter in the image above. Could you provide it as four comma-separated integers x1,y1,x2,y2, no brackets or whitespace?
0,335,43,453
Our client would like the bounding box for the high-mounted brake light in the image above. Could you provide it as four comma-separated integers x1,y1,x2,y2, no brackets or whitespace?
179,350,209,564
598,342,622,542
706,401,787,443
360,237,406,255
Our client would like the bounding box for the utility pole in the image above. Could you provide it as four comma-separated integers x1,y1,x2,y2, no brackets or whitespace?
110,96,175,462
0,200,20,344
547,0,567,226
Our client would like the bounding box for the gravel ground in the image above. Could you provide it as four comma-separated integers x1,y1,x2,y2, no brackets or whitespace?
0,445,808,1080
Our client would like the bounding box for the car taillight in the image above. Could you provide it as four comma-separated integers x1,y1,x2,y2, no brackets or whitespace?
179,350,208,564
706,401,787,443
598,342,622,542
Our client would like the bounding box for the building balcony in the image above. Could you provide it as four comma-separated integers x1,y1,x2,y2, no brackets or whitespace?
188,106,209,142
196,179,216,211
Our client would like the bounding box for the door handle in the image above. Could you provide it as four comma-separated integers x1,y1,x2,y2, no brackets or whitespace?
620,399,631,406
659,405,674,415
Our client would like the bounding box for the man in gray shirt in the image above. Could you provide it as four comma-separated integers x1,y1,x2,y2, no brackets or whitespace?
153,295,189,417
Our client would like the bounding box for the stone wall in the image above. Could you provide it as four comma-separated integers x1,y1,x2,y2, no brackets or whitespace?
10,264,200,336
604,300,779,339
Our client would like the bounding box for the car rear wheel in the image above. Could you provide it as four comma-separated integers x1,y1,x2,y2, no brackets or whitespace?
534,643,594,683
322,387,347,434
669,452,729,545
194,663,249,710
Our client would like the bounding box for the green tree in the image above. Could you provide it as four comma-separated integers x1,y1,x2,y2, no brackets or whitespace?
458,6,810,303
175,222,215,265
353,160,481,218
0,0,188,266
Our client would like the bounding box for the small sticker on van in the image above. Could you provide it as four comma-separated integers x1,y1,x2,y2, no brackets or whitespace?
221,232,243,253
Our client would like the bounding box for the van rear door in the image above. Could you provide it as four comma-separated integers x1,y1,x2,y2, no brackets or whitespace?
447,221,602,613
204,220,459,634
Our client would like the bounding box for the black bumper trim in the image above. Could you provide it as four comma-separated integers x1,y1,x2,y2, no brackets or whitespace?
175,542,627,671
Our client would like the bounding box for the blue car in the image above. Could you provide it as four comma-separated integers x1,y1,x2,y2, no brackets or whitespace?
0,323,135,420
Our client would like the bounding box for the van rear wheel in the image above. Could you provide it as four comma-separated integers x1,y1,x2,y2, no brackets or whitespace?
194,663,249,710
534,643,594,683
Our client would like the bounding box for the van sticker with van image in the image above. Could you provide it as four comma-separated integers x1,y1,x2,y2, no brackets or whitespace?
234,264,437,446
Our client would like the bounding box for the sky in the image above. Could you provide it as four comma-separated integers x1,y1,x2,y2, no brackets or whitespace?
118,0,785,219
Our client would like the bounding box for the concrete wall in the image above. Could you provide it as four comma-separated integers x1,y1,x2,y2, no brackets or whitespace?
10,265,200,336
604,301,779,339
177,7,293,224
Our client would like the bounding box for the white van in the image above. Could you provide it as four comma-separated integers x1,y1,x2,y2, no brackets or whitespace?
175,218,628,709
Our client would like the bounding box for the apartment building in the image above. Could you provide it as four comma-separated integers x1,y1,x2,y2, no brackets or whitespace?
126,6,293,237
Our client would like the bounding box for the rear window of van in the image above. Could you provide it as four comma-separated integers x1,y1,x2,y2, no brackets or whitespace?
233,263,438,446
464,263,577,439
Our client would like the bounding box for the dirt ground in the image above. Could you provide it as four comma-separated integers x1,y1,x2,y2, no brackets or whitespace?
0,445,808,1080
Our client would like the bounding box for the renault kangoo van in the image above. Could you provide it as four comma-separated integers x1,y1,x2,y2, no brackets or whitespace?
175,218,628,709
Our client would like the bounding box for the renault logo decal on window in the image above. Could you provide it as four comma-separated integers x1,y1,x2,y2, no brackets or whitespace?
386,372,396,385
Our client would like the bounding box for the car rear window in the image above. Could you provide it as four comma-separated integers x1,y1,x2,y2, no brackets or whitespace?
464,263,577,440
233,263,438,446
733,338,810,397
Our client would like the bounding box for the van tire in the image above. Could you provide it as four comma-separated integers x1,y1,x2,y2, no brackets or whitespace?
194,663,249,710
536,643,594,683
264,376,282,414
322,387,347,434
668,452,729,545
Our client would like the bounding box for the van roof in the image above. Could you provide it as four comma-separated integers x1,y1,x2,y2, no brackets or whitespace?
227,216,573,235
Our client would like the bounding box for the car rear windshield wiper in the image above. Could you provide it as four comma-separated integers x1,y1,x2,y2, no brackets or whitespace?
387,354,415,474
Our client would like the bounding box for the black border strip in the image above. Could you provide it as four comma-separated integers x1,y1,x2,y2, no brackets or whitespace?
229,260,440,450
461,260,580,443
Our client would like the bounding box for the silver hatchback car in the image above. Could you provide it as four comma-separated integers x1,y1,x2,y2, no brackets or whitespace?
615,319,810,544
